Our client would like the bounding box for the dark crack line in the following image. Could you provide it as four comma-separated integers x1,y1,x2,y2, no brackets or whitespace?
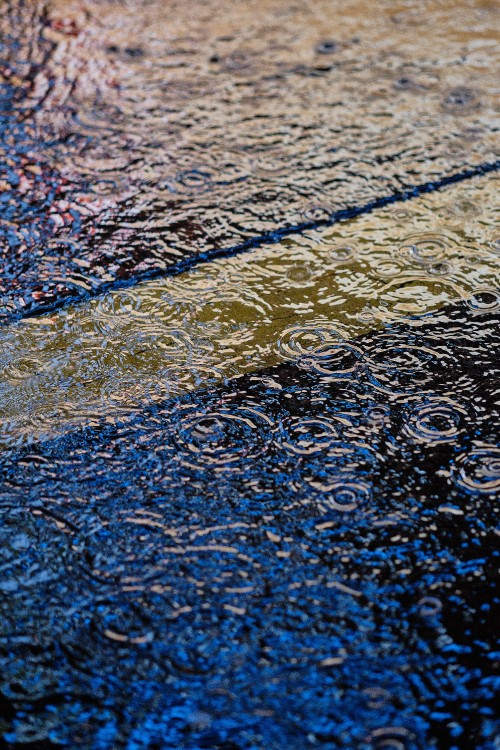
2,159,499,324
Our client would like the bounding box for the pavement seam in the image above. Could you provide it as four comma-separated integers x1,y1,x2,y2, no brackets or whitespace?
2,158,499,325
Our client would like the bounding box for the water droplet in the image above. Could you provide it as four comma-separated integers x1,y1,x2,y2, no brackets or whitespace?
372,259,406,277
276,417,341,456
276,322,346,361
451,445,500,495
302,204,332,222
367,726,414,750
417,596,443,618
441,87,481,114
306,477,371,512
398,233,449,264
175,168,213,193
465,289,500,313
362,687,392,709
96,290,144,318
174,404,272,470
358,308,377,324
428,261,452,275
286,264,313,284
300,342,363,377
403,398,467,444
315,40,338,55
330,245,354,262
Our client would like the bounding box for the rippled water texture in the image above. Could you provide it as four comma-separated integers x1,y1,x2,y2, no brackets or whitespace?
0,174,499,446
1,0,499,317
1,1,500,749
1,300,499,750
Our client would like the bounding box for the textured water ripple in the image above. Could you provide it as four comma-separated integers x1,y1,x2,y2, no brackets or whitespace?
1,1,499,747
0,300,498,749
0,174,498,447
1,0,499,317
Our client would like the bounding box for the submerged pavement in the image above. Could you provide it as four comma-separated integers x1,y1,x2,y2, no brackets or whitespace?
0,1,499,749
1,0,499,318
0,173,498,447
1,298,499,749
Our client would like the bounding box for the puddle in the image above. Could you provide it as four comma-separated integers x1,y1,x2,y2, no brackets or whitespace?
0,1,499,749
0,174,498,446
1,297,499,749
1,0,499,317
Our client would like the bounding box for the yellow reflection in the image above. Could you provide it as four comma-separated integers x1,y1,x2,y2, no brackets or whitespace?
0,174,498,446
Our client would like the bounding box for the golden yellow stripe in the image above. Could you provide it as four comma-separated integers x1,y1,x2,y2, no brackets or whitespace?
0,174,498,447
